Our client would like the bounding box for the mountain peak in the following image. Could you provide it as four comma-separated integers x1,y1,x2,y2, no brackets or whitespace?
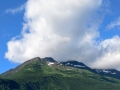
0,57,45,78
2,57,120,80
16,57,42,69
61,60,87,68
28,57,41,62
2,57,120,90
43,57,56,62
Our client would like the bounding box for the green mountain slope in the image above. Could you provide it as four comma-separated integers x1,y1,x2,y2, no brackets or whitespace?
0,78,20,90
1,57,120,90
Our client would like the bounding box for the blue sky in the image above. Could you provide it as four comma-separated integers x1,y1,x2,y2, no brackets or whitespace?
1,0,120,74
0,0,26,73
100,0,120,39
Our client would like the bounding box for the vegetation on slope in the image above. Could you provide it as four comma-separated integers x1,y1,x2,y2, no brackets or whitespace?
1,57,120,90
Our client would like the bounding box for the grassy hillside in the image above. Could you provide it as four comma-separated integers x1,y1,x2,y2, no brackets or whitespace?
1,57,120,90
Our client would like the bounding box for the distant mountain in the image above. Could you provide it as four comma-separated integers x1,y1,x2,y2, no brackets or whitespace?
61,60,120,79
93,69,120,79
61,60,87,68
1,57,120,90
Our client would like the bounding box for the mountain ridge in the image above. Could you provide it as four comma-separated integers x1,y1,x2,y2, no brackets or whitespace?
1,57,120,79
1,57,120,90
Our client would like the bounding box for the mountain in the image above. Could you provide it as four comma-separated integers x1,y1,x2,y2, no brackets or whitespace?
1,57,120,90
93,69,120,79
0,78,20,89
61,60,120,79
61,60,87,68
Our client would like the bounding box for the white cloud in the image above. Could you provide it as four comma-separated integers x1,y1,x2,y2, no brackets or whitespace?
91,36,120,69
5,4,25,14
106,17,120,30
5,0,103,63
6,0,120,70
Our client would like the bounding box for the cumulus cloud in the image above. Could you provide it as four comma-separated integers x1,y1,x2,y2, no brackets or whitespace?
5,0,120,70
91,36,120,69
106,17,120,30
5,4,25,14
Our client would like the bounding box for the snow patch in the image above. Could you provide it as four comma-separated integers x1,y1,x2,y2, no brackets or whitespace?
111,72,116,74
48,62,54,66
102,70,111,73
